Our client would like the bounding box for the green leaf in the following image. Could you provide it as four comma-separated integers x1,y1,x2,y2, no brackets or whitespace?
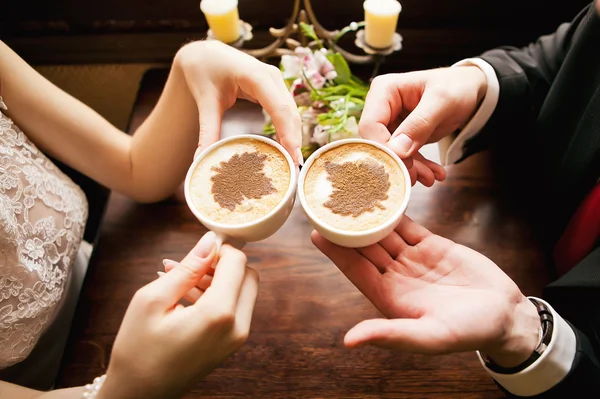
350,74,367,87
262,123,276,136
302,143,320,160
299,23,322,48
327,53,351,84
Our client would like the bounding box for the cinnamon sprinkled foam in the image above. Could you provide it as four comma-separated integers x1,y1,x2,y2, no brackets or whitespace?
189,138,290,225
303,143,405,231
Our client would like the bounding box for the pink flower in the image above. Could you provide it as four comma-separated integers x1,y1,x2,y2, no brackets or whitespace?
290,78,307,96
315,49,337,80
330,116,359,142
281,47,338,93
281,54,303,80
305,69,326,89
312,124,330,147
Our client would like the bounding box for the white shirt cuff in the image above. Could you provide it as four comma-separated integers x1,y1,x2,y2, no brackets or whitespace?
477,297,577,397
439,58,500,165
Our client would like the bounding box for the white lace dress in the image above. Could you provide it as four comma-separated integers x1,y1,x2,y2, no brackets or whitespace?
0,96,90,390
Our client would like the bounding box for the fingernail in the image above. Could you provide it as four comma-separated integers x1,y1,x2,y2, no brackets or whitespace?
295,148,304,167
193,231,217,259
157,271,166,277
162,259,178,268
390,134,413,155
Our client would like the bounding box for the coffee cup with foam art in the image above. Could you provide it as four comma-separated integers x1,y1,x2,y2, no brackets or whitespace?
298,138,411,248
185,134,298,243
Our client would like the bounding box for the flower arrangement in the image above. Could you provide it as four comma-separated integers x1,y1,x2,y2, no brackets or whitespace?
262,23,370,160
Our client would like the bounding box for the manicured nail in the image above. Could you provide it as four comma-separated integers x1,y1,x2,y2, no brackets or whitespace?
157,271,166,277
390,134,413,155
162,259,178,268
193,231,217,259
295,148,304,167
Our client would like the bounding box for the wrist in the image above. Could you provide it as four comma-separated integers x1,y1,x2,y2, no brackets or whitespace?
81,374,107,399
94,373,117,399
95,369,181,399
482,295,541,368
462,65,488,104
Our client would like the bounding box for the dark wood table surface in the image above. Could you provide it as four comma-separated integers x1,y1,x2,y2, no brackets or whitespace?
56,70,550,398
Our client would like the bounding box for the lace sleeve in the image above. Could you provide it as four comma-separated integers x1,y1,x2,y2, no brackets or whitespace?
0,98,88,368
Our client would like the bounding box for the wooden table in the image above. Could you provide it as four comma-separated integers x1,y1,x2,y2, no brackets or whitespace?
56,70,550,398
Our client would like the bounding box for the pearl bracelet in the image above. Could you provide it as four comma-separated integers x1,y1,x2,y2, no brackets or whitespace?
82,374,107,398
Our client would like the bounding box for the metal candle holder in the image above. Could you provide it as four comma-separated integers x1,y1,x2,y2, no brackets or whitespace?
205,0,403,65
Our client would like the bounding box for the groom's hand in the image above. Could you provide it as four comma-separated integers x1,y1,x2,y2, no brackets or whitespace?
312,217,540,368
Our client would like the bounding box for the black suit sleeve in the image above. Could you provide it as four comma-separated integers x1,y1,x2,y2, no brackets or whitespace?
495,325,600,398
535,325,600,398
456,4,592,161
496,247,600,398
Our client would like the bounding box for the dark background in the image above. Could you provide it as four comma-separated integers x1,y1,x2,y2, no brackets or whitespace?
0,0,592,71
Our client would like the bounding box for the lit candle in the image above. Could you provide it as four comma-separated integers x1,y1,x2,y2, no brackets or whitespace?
200,0,241,44
363,0,402,49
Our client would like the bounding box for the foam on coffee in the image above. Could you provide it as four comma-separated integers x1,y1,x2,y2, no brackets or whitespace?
189,138,290,225
303,143,405,231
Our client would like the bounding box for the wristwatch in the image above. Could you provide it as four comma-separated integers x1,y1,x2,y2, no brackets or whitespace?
482,297,554,374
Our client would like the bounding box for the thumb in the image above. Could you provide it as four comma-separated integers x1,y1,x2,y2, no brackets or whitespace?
196,98,224,159
344,318,443,354
149,232,220,308
387,89,448,158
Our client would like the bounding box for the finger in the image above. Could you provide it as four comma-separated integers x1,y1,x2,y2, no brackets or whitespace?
240,67,302,164
166,258,216,277
165,234,242,271
394,216,432,246
197,274,213,290
379,230,408,259
196,244,248,313
344,318,444,354
197,96,224,155
413,152,446,182
158,269,211,303
401,155,414,171
388,89,450,158
414,159,436,187
387,117,403,134
234,267,260,337
358,74,403,143
406,163,418,186
356,243,394,274
182,286,204,303
164,234,242,274
311,230,382,299
145,232,218,309
192,274,213,292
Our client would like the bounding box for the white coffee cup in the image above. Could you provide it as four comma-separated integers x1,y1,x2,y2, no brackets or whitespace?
184,134,298,242
298,138,411,248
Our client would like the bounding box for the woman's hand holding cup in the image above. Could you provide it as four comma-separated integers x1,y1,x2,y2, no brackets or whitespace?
97,232,258,399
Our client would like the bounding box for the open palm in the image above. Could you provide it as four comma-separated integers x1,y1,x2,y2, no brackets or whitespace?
312,216,531,355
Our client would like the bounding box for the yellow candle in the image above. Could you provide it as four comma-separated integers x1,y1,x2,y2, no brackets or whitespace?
200,0,240,44
363,0,402,49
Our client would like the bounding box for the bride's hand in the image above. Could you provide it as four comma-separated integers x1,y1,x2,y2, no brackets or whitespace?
175,41,303,164
97,232,259,399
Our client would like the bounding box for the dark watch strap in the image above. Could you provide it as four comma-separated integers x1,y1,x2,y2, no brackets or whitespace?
483,297,554,374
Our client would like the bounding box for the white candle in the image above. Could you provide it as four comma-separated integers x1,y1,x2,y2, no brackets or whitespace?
200,0,240,44
363,0,402,49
